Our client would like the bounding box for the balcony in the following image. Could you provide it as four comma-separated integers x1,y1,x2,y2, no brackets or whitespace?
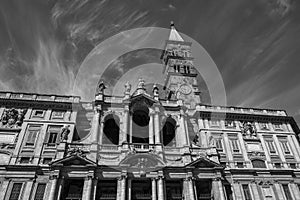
198,193,213,200
129,143,154,153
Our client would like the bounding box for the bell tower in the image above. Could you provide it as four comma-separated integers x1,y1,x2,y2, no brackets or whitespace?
161,22,201,107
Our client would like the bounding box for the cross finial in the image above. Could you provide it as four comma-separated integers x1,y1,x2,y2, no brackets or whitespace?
170,21,175,28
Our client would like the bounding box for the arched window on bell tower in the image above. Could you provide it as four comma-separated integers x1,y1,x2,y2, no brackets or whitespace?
103,114,120,145
162,117,177,146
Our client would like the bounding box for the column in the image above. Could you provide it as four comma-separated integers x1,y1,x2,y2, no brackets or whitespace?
250,182,260,199
149,112,154,144
118,176,126,200
56,176,64,200
91,110,100,143
179,112,188,146
273,135,288,168
122,106,129,144
152,178,157,200
287,135,300,162
259,135,272,168
223,133,234,168
237,132,251,168
212,178,225,200
0,179,9,200
127,179,132,200
289,182,300,199
157,176,164,200
187,178,195,200
22,181,34,200
83,177,93,200
99,119,104,145
273,182,285,199
92,178,98,200
48,176,58,200
232,182,243,200
154,110,161,144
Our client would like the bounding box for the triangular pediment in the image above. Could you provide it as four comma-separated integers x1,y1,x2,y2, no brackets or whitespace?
129,94,158,109
50,155,96,167
185,157,221,168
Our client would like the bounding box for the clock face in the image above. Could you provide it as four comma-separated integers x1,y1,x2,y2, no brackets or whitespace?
178,84,192,94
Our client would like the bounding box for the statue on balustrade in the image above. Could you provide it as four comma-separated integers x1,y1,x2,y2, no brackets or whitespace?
96,80,106,94
124,81,131,94
240,122,257,138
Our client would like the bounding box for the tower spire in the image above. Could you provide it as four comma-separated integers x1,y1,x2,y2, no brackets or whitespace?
168,21,184,42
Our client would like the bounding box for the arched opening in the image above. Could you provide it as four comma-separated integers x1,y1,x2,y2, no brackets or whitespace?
131,106,149,144
103,114,120,145
251,159,266,168
162,117,176,146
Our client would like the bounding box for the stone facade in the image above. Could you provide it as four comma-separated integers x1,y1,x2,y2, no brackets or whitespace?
0,24,300,200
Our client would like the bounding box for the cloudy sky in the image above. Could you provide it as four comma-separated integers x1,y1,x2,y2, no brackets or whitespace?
0,0,300,124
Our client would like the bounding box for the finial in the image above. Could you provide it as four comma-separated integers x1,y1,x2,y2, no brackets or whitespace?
170,21,174,28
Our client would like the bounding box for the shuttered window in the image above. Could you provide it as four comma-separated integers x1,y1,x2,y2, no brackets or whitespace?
282,184,292,200
25,125,41,146
267,141,276,153
34,183,46,200
242,185,252,200
9,183,22,200
231,139,239,153
215,138,223,151
280,141,290,154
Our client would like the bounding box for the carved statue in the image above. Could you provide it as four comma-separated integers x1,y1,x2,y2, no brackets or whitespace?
240,122,257,138
193,133,201,146
137,78,145,89
124,81,131,93
208,136,216,147
16,109,27,126
60,125,70,141
96,81,106,94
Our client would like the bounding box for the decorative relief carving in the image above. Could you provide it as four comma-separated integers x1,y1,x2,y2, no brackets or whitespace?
67,147,88,157
247,151,265,160
240,122,257,139
0,108,27,128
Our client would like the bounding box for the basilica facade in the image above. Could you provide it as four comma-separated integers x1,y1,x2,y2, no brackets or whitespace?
0,24,300,200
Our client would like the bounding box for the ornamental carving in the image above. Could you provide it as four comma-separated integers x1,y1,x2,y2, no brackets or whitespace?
67,147,88,157
240,122,257,138
0,108,27,128
248,151,265,160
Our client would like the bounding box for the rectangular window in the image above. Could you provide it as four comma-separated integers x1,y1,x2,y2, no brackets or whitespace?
20,157,30,164
225,120,236,128
282,184,293,200
215,138,223,151
237,162,244,168
242,184,252,200
280,141,290,154
260,123,269,130
289,163,296,169
267,141,276,154
32,110,45,118
47,132,58,145
42,158,52,164
274,123,283,130
25,125,41,146
9,183,22,200
51,110,65,119
274,163,281,169
210,120,219,127
231,139,240,153
34,183,46,200
46,126,62,146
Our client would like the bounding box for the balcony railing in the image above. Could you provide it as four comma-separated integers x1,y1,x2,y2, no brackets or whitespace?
198,193,213,199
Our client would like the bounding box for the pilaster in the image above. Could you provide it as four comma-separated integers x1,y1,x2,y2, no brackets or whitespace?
152,178,157,200
48,174,59,200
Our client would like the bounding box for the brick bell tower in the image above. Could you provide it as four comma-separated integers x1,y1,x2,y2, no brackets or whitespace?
161,21,201,108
